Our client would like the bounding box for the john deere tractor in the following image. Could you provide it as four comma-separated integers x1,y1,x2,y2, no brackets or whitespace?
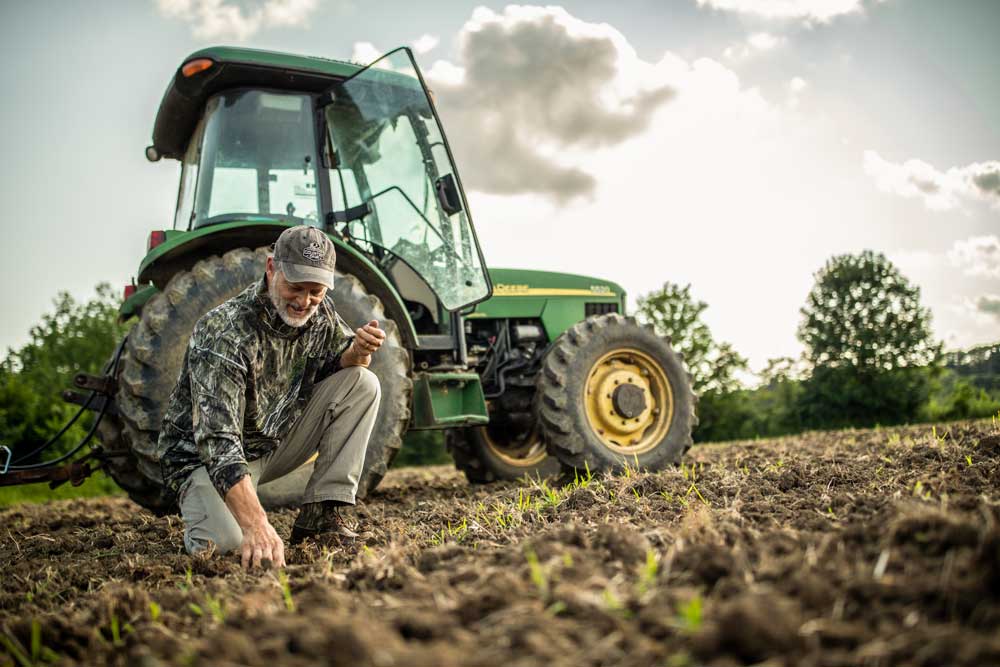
81,46,695,513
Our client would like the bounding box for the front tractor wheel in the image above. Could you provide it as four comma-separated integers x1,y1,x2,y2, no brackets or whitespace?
536,313,696,474
447,423,560,484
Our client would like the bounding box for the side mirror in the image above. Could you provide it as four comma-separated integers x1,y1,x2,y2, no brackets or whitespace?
145,145,161,162
435,174,463,216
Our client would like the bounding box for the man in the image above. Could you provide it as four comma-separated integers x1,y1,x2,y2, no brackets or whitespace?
157,225,385,569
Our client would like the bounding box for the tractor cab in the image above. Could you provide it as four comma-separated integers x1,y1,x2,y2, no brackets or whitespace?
137,47,491,367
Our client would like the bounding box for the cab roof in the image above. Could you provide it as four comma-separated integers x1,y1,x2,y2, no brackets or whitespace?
151,46,365,160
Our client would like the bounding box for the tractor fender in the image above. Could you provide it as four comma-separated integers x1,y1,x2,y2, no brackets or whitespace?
132,221,418,348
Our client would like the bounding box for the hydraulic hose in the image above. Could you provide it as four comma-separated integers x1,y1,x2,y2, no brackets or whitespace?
4,336,126,471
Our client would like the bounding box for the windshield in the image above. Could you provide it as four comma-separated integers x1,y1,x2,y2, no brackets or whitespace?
324,49,490,311
181,90,321,229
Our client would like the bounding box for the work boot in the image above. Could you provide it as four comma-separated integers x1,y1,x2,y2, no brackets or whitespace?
290,500,359,545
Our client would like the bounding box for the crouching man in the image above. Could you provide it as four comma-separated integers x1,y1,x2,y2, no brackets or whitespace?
156,225,384,569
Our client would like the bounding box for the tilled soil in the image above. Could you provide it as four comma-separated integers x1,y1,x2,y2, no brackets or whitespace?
2,421,999,667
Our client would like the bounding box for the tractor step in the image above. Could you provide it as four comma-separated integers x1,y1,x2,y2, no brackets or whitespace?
410,372,489,430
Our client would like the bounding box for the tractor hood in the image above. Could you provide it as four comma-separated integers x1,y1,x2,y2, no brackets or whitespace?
467,268,626,338
484,268,624,299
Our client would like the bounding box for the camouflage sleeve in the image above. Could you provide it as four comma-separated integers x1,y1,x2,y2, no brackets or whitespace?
187,327,251,498
319,311,356,377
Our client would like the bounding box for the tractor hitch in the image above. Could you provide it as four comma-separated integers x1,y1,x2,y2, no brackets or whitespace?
73,372,115,395
61,372,118,415
0,459,99,489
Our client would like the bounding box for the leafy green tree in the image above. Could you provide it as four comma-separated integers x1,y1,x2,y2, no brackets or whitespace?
636,283,749,441
636,283,748,395
796,251,940,427
798,250,938,371
0,284,130,463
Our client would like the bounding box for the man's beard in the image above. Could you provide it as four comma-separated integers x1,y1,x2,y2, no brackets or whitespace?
268,277,318,328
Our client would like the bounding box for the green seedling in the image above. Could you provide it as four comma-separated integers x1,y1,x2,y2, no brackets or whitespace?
912,480,932,501
602,588,629,616
0,625,56,667
539,481,562,508
636,549,659,595
562,552,573,568
204,594,226,623
545,601,567,616
525,549,549,598
279,570,295,612
965,454,973,466
666,651,694,667
431,517,469,546
517,488,532,512
108,614,132,648
177,566,194,592
493,503,512,530
620,457,635,479
686,483,709,507
661,490,689,508
188,603,203,617
148,601,161,623
676,594,703,632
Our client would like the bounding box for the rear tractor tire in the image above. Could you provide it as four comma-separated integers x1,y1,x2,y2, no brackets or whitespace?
98,246,412,514
536,313,696,475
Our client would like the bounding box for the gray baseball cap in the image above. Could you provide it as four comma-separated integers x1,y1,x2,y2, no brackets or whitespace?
273,225,336,288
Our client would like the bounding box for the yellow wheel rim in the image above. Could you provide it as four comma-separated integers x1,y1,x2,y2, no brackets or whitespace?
481,426,548,467
583,348,673,456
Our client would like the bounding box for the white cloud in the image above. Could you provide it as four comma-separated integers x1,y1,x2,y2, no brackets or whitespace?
411,34,440,54
350,41,382,65
423,5,677,201
157,0,318,41
974,294,1000,320
749,32,782,50
949,236,1000,278
697,0,878,23
724,31,785,60
863,150,1000,211
786,76,807,108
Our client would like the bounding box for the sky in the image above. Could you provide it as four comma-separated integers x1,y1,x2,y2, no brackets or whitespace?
1,0,998,377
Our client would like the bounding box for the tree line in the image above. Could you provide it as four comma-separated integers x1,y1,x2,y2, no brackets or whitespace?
636,250,1000,442
2,251,997,468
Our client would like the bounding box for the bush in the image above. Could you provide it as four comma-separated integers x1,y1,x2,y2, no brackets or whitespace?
0,284,130,465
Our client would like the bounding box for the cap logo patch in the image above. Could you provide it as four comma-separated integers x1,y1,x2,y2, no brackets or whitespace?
302,242,325,262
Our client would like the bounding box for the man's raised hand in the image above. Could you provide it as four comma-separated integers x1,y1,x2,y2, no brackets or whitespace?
353,320,385,357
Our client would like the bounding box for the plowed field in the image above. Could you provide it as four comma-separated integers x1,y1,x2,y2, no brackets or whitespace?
3,421,999,667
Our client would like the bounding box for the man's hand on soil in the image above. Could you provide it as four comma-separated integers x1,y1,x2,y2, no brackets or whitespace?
240,518,285,570
224,475,285,570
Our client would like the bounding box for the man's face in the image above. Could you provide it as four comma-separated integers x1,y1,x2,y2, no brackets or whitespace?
266,257,327,327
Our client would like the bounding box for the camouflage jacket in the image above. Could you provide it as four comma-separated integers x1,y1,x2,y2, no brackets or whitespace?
157,277,354,498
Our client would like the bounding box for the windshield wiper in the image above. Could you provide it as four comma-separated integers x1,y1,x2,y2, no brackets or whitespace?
326,202,371,225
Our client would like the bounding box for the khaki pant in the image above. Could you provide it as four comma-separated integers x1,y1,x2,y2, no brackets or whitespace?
178,366,381,555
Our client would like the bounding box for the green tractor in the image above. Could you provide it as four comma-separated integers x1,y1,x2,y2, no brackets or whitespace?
90,46,695,513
